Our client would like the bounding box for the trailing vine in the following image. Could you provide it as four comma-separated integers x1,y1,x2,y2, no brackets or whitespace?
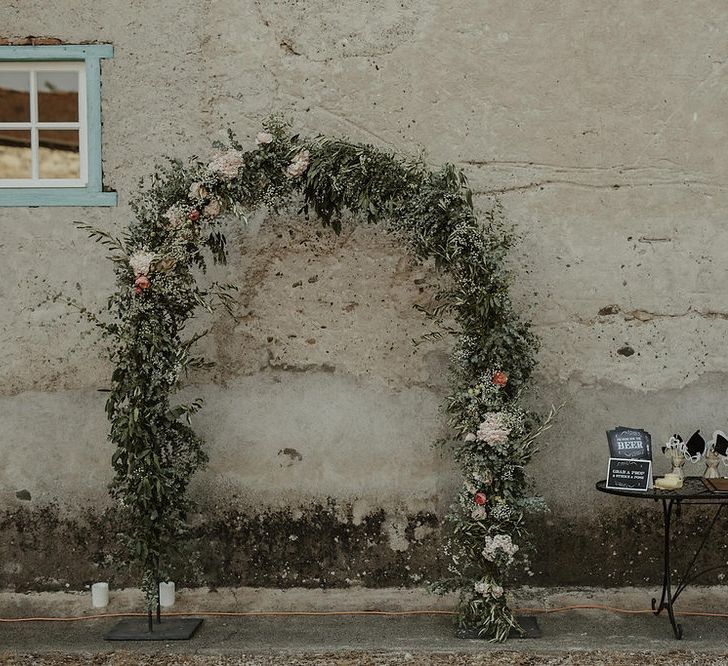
78,117,551,640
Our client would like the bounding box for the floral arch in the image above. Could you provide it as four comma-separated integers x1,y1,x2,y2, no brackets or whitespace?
79,117,550,641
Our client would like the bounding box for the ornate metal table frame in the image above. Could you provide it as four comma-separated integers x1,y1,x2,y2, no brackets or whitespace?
596,477,728,639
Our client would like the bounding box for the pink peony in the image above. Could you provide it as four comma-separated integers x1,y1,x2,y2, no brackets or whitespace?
476,412,511,445
286,149,310,178
208,150,245,180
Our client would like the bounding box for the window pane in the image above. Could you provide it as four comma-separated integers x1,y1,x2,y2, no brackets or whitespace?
39,129,80,179
37,70,80,122
0,130,32,178
0,71,30,122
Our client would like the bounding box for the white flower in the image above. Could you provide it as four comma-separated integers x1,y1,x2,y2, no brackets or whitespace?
188,182,208,200
203,198,221,219
129,250,157,277
476,412,511,445
464,433,477,442
256,131,274,145
482,534,519,563
163,204,186,229
471,505,487,521
286,149,310,178
208,149,245,180
473,581,504,598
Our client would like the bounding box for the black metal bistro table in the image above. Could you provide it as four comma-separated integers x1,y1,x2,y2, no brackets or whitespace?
596,476,728,639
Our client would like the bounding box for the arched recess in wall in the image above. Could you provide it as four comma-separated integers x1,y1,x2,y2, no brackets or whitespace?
77,118,550,641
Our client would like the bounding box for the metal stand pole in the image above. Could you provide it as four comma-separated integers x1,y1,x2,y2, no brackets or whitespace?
651,498,682,639
156,569,162,624
652,498,670,617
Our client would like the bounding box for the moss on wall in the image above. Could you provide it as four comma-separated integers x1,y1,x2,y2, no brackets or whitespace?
3,502,727,592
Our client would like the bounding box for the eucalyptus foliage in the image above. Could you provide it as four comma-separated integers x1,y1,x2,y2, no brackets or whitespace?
79,117,549,639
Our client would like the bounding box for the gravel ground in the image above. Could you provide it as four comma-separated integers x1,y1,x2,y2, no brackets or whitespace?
3,652,728,665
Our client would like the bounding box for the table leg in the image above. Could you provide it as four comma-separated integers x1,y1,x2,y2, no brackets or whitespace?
651,498,683,639
671,504,725,605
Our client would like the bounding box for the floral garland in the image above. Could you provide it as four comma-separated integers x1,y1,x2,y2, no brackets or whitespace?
78,117,550,641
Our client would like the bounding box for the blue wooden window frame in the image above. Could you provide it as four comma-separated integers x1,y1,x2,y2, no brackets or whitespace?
0,44,116,207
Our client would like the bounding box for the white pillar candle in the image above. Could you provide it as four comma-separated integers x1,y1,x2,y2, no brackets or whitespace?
91,582,109,608
159,581,175,607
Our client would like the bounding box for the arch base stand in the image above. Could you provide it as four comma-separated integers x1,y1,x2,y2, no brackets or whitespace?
105,617,203,641
456,616,540,640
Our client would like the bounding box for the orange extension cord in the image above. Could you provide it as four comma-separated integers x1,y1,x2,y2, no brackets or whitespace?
4,605,728,623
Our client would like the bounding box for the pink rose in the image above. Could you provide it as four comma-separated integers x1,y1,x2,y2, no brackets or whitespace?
188,210,201,222
492,371,508,387
134,275,151,294
474,492,487,506
286,149,310,178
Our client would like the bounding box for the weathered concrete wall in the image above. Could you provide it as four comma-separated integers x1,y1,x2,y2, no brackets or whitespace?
2,1,728,591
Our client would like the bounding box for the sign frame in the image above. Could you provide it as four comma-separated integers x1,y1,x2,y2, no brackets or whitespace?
607,427,652,460
605,457,653,492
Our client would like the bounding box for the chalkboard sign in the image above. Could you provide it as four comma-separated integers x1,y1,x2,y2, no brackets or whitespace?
606,458,652,492
607,427,652,460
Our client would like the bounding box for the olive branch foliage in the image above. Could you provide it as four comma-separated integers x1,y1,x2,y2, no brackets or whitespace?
77,117,546,640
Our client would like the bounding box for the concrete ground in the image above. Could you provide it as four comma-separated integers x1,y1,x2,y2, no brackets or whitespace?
4,612,728,664
4,588,728,664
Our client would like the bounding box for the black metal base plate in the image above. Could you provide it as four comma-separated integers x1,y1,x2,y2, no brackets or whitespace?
105,617,203,641
456,616,541,640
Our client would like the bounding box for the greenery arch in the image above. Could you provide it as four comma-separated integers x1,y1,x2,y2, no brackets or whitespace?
79,117,551,641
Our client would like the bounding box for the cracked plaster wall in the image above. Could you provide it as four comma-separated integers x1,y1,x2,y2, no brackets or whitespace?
2,1,728,589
